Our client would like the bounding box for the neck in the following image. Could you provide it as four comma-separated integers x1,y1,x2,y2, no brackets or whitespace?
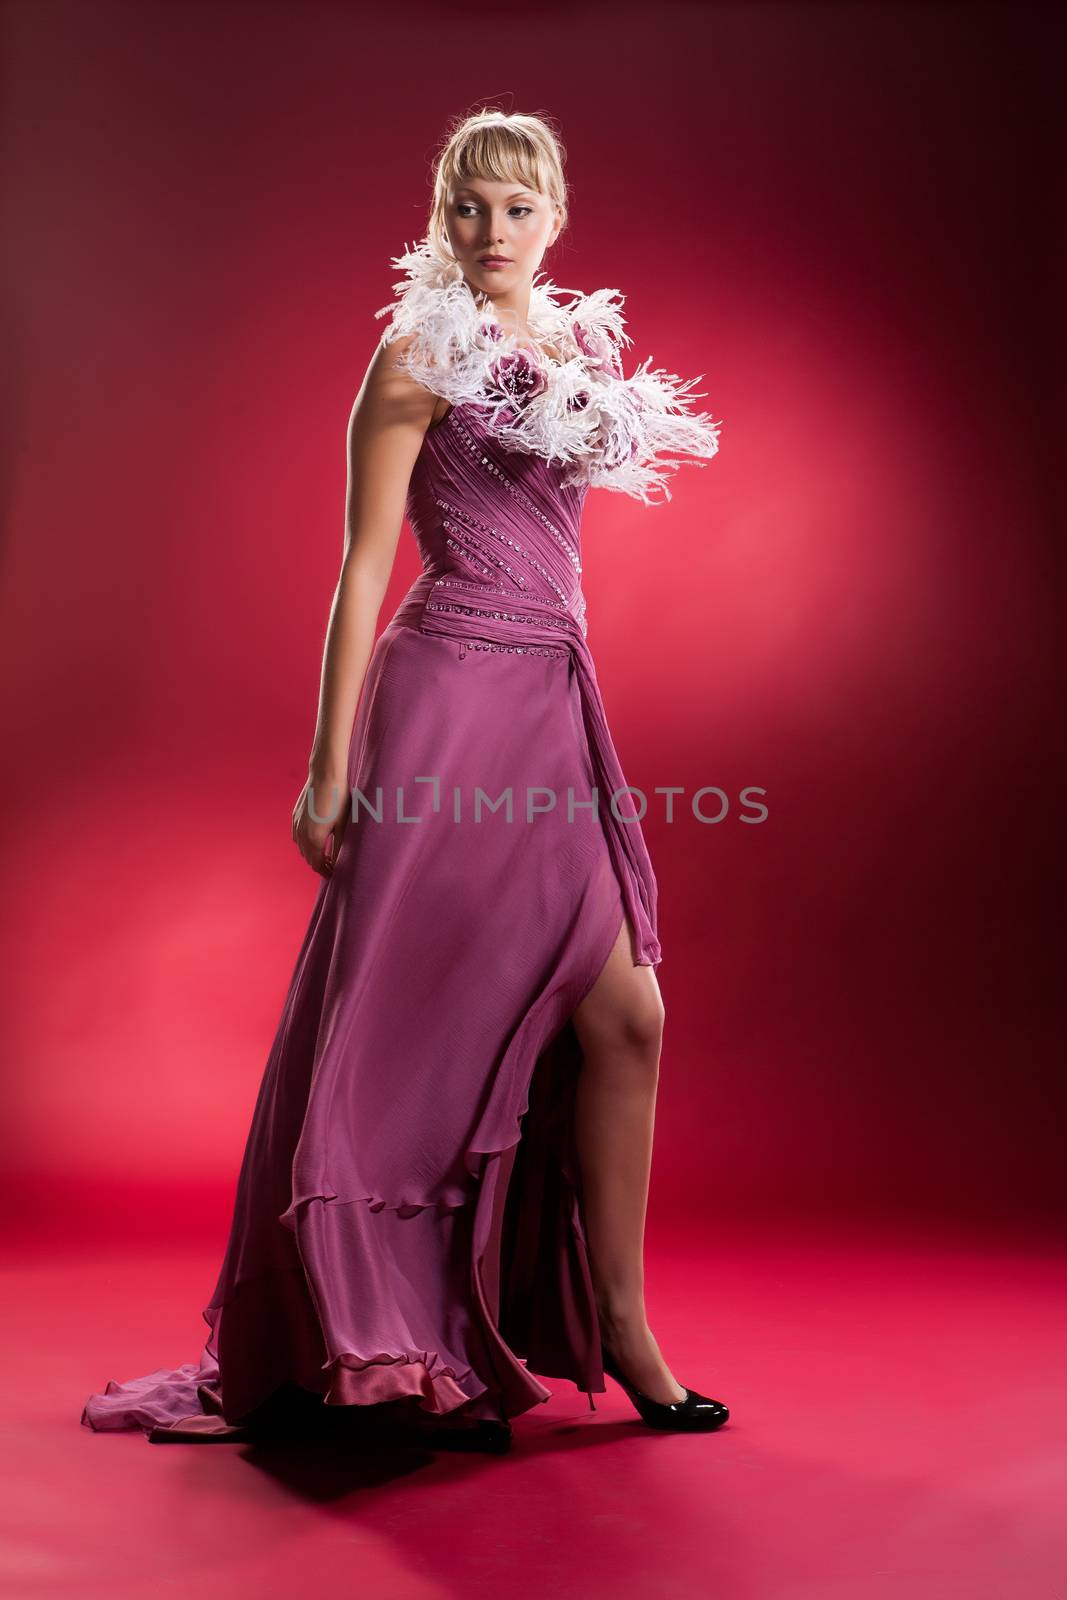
462,277,533,337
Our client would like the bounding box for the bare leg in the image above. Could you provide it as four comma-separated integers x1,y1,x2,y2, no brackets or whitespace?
572,913,687,1405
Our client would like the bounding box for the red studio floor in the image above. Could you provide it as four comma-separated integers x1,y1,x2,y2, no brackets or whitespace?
9,1207,1065,1600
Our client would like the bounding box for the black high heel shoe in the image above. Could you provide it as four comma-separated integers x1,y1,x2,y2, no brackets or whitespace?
592,1341,730,1432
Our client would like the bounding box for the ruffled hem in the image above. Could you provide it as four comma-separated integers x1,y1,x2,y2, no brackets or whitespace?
80,1300,501,1438
82,1350,479,1452
113,1353,480,1443
326,1352,473,1413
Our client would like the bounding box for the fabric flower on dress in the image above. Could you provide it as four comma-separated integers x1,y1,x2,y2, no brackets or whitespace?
486,346,549,429
572,319,623,378
374,240,723,505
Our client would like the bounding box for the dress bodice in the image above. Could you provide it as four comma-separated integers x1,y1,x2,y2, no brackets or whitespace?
404,399,590,646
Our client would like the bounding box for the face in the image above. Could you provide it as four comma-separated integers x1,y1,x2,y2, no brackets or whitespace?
444,177,562,311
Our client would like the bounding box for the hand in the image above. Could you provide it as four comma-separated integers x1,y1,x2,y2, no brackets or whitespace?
292,769,350,879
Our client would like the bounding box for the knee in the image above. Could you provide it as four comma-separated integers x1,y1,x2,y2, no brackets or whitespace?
588,995,664,1071
633,996,666,1065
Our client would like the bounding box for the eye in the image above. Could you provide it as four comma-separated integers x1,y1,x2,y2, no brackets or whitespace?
456,204,535,219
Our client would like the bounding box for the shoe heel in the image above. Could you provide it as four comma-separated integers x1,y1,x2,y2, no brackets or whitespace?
598,1341,730,1433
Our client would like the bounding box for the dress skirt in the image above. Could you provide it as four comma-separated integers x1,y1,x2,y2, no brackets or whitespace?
81,604,645,1438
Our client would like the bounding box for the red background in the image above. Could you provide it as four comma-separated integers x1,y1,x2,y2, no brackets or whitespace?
1,0,1061,1242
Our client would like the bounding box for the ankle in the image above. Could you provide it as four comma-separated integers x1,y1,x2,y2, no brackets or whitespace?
596,1299,648,1338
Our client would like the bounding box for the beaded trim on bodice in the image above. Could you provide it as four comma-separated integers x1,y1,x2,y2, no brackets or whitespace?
444,407,584,579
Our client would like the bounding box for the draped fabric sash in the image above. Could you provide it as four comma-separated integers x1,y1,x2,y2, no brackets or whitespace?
417,580,662,968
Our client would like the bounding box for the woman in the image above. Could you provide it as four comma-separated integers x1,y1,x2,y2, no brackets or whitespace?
80,109,728,1452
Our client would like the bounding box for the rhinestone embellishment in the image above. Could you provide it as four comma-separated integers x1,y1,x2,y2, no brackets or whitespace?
466,641,567,658
429,576,568,611
443,524,527,589
425,599,566,630
447,413,583,576
435,497,570,606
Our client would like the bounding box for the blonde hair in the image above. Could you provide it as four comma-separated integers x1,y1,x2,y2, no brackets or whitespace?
425,108,569,265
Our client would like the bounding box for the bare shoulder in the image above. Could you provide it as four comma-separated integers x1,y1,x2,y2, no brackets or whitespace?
370,329,419,378
351,332,437,434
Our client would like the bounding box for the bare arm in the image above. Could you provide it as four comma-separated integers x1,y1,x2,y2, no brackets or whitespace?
292,334,436,876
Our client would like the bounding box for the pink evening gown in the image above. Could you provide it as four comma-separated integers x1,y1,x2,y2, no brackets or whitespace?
80,242,722,1440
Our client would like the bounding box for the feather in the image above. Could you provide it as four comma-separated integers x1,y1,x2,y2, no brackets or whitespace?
374,240,723,506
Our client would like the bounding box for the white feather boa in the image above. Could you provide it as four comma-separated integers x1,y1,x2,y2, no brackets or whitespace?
374,242,722,505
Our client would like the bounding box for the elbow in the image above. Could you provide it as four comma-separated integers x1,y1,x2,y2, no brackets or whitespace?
339,547,393,611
